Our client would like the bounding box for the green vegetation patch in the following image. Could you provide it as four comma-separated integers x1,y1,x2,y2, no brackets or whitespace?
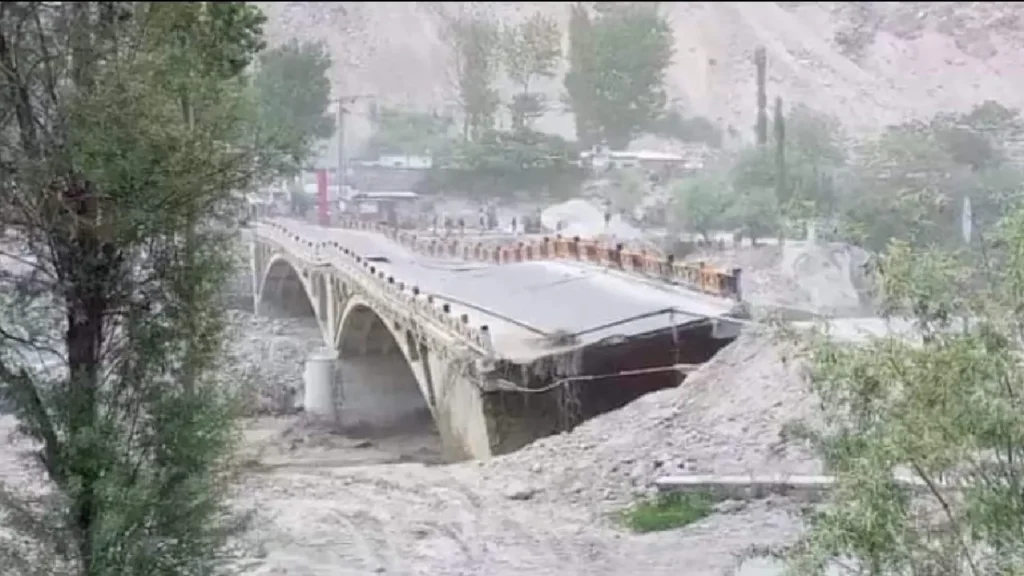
618,491,714,533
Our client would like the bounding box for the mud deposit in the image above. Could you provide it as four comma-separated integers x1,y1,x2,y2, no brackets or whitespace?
1,315,810,576
235,414,801,576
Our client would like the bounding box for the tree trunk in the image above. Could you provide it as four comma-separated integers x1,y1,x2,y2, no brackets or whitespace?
0,8,39,159
754,47,768,146
60,182,110,575
774,96,787,248
65,288,103,574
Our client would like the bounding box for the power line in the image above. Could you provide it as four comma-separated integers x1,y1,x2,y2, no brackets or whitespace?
492,362,704,394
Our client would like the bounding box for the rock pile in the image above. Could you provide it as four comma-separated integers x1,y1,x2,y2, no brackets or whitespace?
480,329,822,513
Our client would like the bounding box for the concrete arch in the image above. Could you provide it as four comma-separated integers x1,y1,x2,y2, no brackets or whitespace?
335,295,439,423
256,254,329,342
251,242,488,460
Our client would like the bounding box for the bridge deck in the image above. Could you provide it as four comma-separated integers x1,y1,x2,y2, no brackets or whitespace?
287,221,742,362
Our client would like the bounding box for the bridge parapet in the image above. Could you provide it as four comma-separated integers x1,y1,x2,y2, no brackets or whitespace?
256,221,495,355
337,218,743,301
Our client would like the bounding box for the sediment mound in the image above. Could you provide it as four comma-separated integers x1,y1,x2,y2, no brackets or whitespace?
482,329,821,511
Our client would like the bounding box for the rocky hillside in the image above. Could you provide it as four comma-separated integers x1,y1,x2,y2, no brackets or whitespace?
259,2,1024,150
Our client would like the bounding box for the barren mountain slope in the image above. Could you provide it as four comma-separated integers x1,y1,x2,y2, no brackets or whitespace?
259,2,1024,149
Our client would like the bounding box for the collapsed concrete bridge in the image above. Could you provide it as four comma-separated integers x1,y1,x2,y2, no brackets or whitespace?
251,217,748,459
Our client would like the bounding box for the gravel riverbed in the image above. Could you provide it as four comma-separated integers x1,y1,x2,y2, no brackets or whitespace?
1,313,817,575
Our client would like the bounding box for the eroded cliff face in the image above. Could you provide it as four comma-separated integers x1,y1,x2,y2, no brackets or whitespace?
259,1,1024,149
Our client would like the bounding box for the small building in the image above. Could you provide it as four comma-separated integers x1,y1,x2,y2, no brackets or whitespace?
580,145,707,178
344,190,422,228
352,154,433,170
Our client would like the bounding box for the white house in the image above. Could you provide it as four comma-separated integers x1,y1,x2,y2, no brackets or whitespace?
353,154,433,170
580,145,707,176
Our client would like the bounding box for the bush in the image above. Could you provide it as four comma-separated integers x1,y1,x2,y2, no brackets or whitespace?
618,492,714,533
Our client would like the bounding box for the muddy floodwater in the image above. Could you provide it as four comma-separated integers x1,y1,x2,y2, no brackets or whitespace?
3,311,817,575
241,413,448,470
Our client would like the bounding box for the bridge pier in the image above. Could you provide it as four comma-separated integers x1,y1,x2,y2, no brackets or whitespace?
253,233,500,459
422,354,494,460
250,239,262,316
303,348,338,418
325,278,339,346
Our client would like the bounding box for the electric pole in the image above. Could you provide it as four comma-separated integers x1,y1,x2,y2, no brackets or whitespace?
336,100,345,200
334,94,373,201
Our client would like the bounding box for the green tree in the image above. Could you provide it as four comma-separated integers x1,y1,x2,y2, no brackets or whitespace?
565,2,599,145
0,3,287,574
785,105,847,167
432,128,583,198
788,206,1024,574
840,127,965,252
609,168,651,220
930,100,1020,172
649,109,723,148
833,102,1023,252
565,2,674,148
755,47,768,146
253,39,335,175
366,106,454,157
719,106,847,242
781,105,847,221
728,147,782,243
672,176,730,242
445,11,501,141
965,163,1024,235
774,96,787,208
501,13,562,131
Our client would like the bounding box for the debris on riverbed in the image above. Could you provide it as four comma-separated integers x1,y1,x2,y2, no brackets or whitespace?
2,313,817,575
480,329,822,511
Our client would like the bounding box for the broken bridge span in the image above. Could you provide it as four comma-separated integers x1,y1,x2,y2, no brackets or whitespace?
251,217,747,459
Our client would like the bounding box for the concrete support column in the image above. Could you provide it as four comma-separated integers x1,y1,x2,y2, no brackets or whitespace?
325,280,338,347
304,348,339,418
251,240,262,316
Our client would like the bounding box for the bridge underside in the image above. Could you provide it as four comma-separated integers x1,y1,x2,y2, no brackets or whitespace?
256,259,438,446
336,304,435,438
258,260,317,319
